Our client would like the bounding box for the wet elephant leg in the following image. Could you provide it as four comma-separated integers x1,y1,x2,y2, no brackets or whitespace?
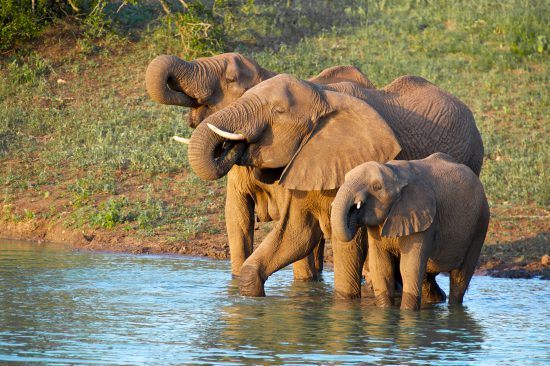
225,172,255,277
422,273,446,304
399,232,432,310
364,247,445,304
239,199,322,296
292,236,325,281
449,225,486,305
333,227,368,299
313,237,325,274
366,229,396,306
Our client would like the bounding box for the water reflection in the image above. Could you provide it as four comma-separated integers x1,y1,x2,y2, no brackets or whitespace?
209,280,483,364
0,241,548,365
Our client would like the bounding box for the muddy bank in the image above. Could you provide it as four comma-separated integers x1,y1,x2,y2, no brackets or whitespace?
1,218,548,280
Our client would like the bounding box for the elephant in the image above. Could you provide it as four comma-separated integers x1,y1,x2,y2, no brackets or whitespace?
330,153,490,309
145,53,376,280
186,73,484,298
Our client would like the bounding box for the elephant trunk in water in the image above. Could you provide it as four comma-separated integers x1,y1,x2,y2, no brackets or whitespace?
145,55,199,107
331,185,361,242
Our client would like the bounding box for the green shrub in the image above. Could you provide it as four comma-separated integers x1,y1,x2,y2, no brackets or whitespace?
7,52,52,84
0,0,40,50
90,197,129,229
151,1,225,57
0,0,109,51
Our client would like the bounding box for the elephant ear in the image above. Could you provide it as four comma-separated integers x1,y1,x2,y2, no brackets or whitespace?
226,55,258,89
381,179,436,238
279,91,401,191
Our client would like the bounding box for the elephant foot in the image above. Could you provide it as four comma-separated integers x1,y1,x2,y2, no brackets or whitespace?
400,292,421,310
294,275,320,282
293,270,320,282
361,279,375,298
292,257,321,282
375,293,394,308
422,274,447,304
239,264,266,297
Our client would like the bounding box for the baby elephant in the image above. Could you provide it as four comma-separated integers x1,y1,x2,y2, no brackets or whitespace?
330,153,489,310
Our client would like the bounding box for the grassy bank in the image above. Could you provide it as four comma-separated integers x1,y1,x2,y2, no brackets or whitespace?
0,0,548,266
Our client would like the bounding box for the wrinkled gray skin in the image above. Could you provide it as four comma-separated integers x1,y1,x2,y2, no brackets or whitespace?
145,53,375,281
331,153,490,310
187,74,483,298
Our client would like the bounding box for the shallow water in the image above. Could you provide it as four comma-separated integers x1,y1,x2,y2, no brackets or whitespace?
0,241,548,365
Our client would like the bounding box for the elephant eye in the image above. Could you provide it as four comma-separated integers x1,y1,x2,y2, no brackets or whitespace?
273,105,285,113
372,183,382,191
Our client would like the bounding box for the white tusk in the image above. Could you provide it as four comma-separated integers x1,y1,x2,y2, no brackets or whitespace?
207,123,246,141
173,135,190,144
356,201,362,209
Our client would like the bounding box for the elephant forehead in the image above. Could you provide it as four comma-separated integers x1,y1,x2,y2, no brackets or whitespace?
249,74,310,98
345,161,382,181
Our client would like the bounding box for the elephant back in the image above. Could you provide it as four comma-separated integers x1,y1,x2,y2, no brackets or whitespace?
379,76,484,176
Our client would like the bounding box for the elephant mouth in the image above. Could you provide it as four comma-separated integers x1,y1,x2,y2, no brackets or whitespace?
346,201,363,230
213,139,248,164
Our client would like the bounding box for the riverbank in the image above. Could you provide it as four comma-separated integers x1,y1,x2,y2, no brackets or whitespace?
1,202,548,279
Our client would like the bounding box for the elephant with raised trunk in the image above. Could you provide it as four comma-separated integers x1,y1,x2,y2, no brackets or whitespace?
146,53,376,280
330,153,490,309
187,73,484,298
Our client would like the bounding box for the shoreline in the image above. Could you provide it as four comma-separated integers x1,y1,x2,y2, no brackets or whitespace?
2,219,548,280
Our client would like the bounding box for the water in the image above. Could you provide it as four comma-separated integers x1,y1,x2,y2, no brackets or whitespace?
0,241,548,365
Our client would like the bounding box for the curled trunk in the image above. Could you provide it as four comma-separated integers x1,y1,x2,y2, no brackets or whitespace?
331,187,359,242
188,100,264,180
188,122,245,180
145,55,199,107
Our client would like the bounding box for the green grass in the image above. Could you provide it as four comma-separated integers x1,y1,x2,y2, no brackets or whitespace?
0,0,548,238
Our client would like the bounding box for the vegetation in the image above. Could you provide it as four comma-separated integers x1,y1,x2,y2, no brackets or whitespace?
0,0,548,250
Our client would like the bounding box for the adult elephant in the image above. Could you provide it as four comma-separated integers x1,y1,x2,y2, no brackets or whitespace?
145,53,375,280
187,74,484,298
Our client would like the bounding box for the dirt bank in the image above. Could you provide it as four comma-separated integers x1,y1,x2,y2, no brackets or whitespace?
1,206,548,280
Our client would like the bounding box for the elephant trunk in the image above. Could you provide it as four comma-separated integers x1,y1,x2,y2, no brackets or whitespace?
331,185,360,242
188,100,265,180
145,55,199,107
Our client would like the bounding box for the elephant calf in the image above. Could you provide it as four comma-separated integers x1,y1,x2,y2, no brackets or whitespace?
331,153,490,310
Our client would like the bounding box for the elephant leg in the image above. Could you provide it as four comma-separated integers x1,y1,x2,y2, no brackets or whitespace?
333,227,368,299
362,254,369,280
225,173,255,277
292,254,318,281
449,224,487,304
367,229,396,307
239,199,322,296
292,236,325,281
422,273,446,304
399,232,432,310
313,236,325,274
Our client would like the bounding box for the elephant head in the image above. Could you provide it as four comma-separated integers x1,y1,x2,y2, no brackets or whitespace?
330,161,436,242
145,53,275,128
187,74,401,190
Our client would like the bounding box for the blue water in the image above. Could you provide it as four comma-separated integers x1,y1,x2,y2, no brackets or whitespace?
0,241,548,365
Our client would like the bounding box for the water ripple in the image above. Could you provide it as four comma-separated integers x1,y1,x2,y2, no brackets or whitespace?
0,241,548,365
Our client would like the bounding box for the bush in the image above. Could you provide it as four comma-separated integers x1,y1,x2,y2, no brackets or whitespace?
0,0,107,51
0,0,41,50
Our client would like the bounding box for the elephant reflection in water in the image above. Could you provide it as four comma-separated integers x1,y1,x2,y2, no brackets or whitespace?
208,282,483,363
